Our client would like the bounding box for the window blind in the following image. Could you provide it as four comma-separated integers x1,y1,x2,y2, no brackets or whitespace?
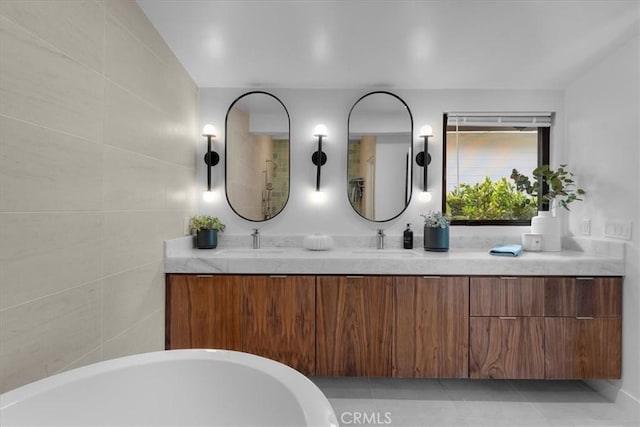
446,112,553,128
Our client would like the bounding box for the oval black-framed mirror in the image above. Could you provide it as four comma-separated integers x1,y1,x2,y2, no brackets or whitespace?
347,91,413,222
225,91,290,222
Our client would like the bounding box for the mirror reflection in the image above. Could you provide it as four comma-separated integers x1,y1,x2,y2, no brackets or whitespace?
347,91,413,221
225,91,290,221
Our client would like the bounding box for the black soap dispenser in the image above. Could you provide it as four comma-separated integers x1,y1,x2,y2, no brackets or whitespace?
403,224,413,249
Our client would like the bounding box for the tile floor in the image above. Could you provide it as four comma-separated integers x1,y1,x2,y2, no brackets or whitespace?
310,377,639,427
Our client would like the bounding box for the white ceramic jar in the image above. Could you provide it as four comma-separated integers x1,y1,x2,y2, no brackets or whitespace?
530,211,561,251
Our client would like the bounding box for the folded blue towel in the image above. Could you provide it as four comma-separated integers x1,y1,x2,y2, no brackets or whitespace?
489,244,523,257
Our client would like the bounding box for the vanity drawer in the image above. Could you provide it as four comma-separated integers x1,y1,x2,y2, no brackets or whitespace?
470,316,545,379
470,276,545,317
544,277,622,317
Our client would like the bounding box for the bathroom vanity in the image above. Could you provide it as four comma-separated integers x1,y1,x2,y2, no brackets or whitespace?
164,241,624,380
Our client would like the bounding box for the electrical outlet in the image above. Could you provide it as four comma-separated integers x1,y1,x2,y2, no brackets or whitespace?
183,216,191,236
604,220,632,240
581,218,591,236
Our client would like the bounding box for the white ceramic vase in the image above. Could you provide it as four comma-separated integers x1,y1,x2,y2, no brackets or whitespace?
530,210,561,251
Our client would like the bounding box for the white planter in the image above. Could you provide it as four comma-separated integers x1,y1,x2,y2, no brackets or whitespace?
530,211,561,251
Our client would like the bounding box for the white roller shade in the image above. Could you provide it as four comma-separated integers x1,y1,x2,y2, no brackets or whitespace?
446,112,553,127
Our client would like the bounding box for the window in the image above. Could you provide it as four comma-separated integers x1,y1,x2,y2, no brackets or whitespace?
442,112,551,225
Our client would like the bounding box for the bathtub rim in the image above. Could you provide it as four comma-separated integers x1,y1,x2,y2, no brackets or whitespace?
1,349,338,427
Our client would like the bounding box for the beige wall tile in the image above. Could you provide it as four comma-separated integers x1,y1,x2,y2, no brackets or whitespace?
102,262,164,341
0,0,104,72
161,211,195,241
0,116,103,213
106,0,177,68
102,308,164,361
102,145,165,211
165,163,197,212
161,60,199,122
0,16,103,142
0,213,103,310
104,14,169,111
104,80,166,160
55,346,102,375
102,211,165,276
162,68,199,167
104,80,196,168
0,280,102,392
0,0,197,392
159,116,198,168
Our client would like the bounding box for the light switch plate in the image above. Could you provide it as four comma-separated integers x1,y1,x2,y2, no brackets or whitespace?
604,220,632,240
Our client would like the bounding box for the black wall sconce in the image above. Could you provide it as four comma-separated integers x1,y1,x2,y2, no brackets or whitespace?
416,124,433,191
311,124,328,191
202,124,220,200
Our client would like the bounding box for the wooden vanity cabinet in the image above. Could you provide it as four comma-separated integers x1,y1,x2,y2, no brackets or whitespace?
165,274,316,376
316,275,393,376
167,273,622,380
469,277,545,379
241,275,316,375
166,274,242,350
544,277,622,379
393,276,469,378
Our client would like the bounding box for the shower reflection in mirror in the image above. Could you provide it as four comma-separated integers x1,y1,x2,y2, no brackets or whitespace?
347,91,413,222
225,91,290,221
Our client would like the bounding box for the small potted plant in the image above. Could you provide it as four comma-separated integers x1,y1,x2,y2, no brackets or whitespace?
189,215,226,249
421,211,450,252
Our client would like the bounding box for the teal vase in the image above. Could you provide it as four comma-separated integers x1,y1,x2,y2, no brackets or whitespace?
196,229,218,249
424,226,449,252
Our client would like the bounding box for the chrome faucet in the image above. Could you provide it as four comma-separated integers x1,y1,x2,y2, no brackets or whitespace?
376,229,385,249
251,228,260,249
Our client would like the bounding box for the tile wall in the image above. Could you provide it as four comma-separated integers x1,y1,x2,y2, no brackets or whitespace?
0,0,198,392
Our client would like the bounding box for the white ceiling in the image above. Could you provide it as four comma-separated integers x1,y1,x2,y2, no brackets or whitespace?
137,0,639,90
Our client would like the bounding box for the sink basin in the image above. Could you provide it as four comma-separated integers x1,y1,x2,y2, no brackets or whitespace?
351,249,418,257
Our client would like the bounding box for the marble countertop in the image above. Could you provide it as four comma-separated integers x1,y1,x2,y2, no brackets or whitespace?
164,236,625,276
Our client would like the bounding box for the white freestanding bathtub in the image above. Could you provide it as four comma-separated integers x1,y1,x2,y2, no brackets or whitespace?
0,349,338,426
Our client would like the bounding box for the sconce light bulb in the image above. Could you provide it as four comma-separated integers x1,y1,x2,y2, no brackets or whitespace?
309,190,327,204
313,124,328,138
202,190,216,202
418,191,433,203
419,124,433,137
202,124,217,137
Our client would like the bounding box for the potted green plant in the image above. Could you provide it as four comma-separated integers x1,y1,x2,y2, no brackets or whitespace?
421,211,450,252
511,164,586,252
189,215,226,249
510,164,586,212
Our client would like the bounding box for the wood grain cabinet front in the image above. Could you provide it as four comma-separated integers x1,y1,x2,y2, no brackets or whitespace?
241,275,316,375
166,274,316,376
393,276,469,378
167,273,622,380
544,277,622,379
469,277,545,379
316,275,393,376
165,274,242,351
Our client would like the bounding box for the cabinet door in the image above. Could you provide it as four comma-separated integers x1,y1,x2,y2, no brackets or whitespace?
242,275,316,375
316,276,393,376
469,316,544,379
470,277,544,316
394,276,469,378
166,274,242,350
545,317,621,379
